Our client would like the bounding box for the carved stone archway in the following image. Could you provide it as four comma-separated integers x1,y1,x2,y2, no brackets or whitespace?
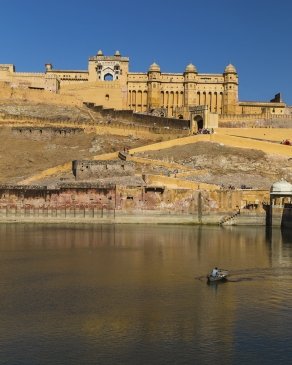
189,105,218,133
189,106,207,133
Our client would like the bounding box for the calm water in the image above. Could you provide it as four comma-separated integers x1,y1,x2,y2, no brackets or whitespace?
0,224,292,365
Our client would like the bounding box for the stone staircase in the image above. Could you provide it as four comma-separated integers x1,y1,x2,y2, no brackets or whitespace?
219,209,241,226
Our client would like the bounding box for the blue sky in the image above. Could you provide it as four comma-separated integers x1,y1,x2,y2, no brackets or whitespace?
1,0,292,104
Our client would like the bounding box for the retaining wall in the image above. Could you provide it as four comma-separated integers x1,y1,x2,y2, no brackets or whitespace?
0,184,272,225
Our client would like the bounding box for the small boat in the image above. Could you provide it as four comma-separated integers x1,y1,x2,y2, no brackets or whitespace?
207,269,229,283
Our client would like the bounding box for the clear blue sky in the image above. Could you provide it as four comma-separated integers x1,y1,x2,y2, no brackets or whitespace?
1,0,292,104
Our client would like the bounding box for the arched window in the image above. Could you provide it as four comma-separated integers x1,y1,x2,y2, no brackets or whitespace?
160,91,164,106
143,91,148,110
104,73,113,81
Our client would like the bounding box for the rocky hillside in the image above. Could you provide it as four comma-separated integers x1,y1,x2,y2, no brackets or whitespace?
136,141,292,189
0,127,149,184
0,94,291,189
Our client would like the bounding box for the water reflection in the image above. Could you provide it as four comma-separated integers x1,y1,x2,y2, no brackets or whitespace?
0,224,291,364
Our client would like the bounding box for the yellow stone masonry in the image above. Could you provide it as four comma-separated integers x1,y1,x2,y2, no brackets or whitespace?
1,50,289,122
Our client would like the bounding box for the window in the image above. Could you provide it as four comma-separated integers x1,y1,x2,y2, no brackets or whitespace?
104,73,113,81
105,94,109,101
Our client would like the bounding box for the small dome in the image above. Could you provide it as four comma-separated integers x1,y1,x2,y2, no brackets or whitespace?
97,49,103,56
148,62,161,72
185,63,197,73
224,63,237,73
271,179,292,194
115,50,121,56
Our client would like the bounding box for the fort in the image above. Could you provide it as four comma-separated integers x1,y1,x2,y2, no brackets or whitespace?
1,49,292,227
1,50,291,127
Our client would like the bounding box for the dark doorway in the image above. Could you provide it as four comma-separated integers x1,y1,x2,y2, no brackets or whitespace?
197,119,203,130
193,115,204,132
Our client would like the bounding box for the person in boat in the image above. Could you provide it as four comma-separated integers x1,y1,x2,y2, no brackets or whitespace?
211,267,219,277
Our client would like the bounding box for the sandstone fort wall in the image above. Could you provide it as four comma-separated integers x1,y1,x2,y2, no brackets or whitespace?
85,103,190,130
2,50,288,120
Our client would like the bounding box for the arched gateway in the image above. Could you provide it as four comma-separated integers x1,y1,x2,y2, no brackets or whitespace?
189,106,207,133
189,105,218,133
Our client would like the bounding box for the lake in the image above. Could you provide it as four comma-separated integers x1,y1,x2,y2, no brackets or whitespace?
0,223,292,364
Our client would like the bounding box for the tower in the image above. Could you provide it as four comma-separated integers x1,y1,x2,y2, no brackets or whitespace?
147,62,161,109
183,63,197,107
223,64,238,114
88,49,129,84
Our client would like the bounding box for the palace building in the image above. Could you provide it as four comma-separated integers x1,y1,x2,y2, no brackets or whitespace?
0,49,288,121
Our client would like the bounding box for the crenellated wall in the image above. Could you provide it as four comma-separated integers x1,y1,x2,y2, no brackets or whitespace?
84,103,190,130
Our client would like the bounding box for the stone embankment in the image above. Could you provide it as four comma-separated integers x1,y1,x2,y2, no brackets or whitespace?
0,183,271,225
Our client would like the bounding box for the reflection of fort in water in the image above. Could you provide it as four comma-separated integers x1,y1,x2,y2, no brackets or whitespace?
1,223,292,363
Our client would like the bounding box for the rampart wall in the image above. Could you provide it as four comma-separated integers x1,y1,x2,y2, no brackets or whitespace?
84,103,190,130
0,83,81,106
0,112,189,137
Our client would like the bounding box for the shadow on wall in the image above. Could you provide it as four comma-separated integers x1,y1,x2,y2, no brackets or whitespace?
281,226,292,244
281,203,292,228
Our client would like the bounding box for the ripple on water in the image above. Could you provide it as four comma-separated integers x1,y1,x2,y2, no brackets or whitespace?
1,224,292,364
